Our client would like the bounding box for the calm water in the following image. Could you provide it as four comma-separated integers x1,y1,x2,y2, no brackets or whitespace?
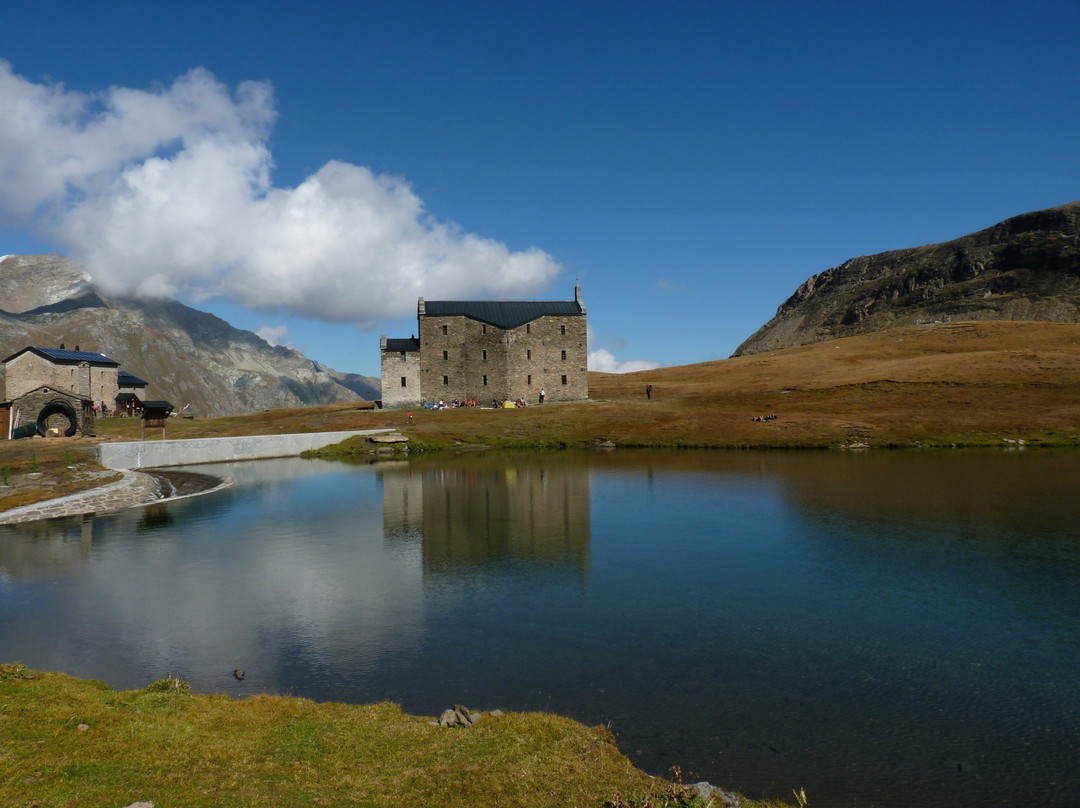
1,449,1078,807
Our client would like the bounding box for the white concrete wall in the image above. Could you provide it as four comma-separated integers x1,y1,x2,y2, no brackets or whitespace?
97,429,392,469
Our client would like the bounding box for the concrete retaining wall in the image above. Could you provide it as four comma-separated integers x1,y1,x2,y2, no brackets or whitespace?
97,429,391,469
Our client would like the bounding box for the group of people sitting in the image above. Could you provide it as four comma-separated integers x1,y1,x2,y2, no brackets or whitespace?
424,398,478,410
422,397,536,410
751,414,778,422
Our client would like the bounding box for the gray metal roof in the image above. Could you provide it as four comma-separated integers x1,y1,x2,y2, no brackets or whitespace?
423,300,583,329
385,337,420,352
2,345,120,366
118,370,148,387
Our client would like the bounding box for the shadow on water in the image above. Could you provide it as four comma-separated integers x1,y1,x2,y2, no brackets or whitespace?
1,449,1077,807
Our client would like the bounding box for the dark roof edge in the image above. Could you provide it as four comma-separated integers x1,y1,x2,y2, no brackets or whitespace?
2,345,121,366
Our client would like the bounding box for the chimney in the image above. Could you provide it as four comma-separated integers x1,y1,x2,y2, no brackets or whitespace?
380,335,387,350
574,284,586,314
417,297,426,316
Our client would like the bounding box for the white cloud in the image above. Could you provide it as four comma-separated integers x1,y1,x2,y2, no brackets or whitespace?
588,348,660,374
0,61,562,325
256,325,291,347
585,325,659,373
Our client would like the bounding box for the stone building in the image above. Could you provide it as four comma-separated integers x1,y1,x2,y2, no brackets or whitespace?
380,286,588,407
2,346,120,437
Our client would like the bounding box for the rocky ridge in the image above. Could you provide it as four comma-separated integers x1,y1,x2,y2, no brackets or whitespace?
0,255,379,416
735,200,1080,356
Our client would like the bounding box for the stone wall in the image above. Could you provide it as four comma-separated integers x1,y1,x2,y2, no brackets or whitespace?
502,314,588,403
97,428,392,469
380,342,422,408
5,352,118,407
417,314,587,404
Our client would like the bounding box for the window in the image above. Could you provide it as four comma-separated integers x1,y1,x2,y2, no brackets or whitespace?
400,351,406,362
482,375,488,386
442,325,448,335
527,349,531,360
560,325,566,335
561,350,567,360
561,375,568,385
527,374,532,385
482,349,487,361
526,323,531,334
400,376,407,387
482,324,487,334
443,375,449,386
442,350,448,361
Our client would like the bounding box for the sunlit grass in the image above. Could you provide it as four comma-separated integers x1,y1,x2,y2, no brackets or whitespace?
0,668,788,807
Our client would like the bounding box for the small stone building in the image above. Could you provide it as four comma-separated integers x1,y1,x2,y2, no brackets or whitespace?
380,285,588,407
11,385,93,437
4,346,120,405
2,346,121,437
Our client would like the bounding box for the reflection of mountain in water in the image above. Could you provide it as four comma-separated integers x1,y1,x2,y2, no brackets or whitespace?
378,455,590,576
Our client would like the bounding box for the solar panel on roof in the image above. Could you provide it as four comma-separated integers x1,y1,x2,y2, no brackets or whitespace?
33,346,120,365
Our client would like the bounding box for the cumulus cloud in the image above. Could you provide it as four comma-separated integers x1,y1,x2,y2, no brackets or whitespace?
0,61,561,324
585,325,658,373
588,348,660,374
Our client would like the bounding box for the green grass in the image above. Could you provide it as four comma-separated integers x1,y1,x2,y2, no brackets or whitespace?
0,667,788,808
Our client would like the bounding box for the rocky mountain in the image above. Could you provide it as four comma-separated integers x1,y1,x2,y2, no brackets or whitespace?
734,201,1080,356
0,255,379,416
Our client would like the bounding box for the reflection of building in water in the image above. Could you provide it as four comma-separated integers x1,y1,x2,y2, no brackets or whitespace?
379,461,425,543
378,459,590,575
0,514,94,578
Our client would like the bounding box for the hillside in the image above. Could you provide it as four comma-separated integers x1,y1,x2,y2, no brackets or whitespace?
75,320,1079,452
0,255,379,416
735,200,1080,356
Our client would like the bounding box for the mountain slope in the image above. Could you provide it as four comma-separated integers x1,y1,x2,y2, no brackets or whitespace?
0,255,379,416
734,201,1080,356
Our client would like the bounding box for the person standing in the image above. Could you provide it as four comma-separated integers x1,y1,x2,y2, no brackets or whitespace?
539,388,545,404
646,384,653,400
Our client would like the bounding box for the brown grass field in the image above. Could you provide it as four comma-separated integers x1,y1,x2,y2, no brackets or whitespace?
3,320,1079,510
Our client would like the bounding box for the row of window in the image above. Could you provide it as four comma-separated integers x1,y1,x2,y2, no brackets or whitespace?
435,349,570,361
399,347,575,362
399,375,571,388
439,323,570,336
438,321,574,334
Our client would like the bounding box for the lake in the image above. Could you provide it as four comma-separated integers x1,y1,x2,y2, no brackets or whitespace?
2,449,1078,807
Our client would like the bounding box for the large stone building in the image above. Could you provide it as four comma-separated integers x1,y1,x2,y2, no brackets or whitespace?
380,286,588,407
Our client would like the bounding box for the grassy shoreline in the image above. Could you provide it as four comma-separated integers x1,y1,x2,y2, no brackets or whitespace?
0,664,790,808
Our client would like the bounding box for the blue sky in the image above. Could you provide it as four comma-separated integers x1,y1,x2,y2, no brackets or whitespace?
1,1,1078,378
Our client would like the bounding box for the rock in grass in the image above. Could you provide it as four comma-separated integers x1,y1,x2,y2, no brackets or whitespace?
437,704,479,727
369,433,408,444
